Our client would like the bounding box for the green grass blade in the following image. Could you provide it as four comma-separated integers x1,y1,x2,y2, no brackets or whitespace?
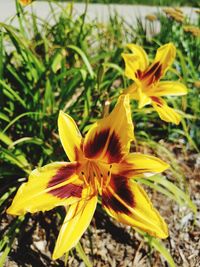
2,112,41,134
137,175,196,213
0,79,26,108
67,45,95,78
75,242,93,267
136,230,176,267
151,238,176,267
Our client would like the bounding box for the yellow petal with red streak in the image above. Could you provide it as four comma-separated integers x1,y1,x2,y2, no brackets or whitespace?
153,43,176,78
103,179,168,239
83,95,134,163
52,195,97,259
151,96,181,125
112,153,169,178
7,162,83,215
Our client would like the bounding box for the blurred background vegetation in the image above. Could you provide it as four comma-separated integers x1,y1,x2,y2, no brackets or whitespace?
0,0,199,266
48,0,200,7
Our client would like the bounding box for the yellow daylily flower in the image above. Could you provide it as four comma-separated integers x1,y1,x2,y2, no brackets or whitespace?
7,95,169,260
122,43,188,124
18,0,33,6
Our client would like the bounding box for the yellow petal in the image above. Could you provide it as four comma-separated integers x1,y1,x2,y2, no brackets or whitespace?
52,196,97,259
126,43,149,69
153,43,176,78
122,43,149,82
154,81,188,96
83,95,134,163
151,96,181,125
124,84,151,107
19,0,32,5
58,111,83,162
103,179,168,239
122,53,143,82
123,83,139,99
7,162,83,215
112,153,169,178
137,87,151,108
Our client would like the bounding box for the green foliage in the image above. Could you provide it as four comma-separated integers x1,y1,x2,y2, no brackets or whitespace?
55,0,200,7
0,1,198,266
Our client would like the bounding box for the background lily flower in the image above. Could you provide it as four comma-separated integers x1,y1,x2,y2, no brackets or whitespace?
7,95,169,260
18,0,33,6
122,43,187,124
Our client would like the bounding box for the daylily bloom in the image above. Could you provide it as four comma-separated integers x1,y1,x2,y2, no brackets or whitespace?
122,43,187,124
18,0,33,6
7,95,169,260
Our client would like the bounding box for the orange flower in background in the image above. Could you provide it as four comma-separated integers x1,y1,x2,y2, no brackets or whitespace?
122,43,188,124
7,95,169,259
18,0,33,6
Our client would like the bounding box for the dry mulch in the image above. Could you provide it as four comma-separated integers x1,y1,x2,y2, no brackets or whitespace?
3,145,200,267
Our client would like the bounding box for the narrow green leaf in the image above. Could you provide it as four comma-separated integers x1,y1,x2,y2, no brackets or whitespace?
0,132,12,146
8,137,43,148
75,242,93,267
2,112,41,134
137,175,196,214
67,45,95,78
151,238,176,267
136,230,176,267
0,79,26,108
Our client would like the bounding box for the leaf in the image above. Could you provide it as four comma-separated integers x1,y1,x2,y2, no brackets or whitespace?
0,79,26,108
67,45,95,78
75,242,93,267
136,230,176,267
151,238,176,267
137,175,196,214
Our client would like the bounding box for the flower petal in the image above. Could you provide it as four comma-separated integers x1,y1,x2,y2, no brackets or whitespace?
151,96,181,124
83,95,134,163
123,83,138,98
122,44,148,82
121,54,142,82
112,153,169,178
153,43,176,78
103,177,168,239
52,195,97,259
154,81,188,96
137,87,151,108
124,85,151,108
7,162,83,215
126,44,149,67
58,111,83,162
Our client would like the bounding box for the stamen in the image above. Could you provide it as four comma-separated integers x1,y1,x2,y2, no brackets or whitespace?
105,166,112,188
98,173,103,195
81,171,89,186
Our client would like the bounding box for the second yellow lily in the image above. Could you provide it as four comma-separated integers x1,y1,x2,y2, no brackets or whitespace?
122,43,187,124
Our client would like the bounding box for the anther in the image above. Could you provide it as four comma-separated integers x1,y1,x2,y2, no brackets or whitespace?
108,171,110,176
81,171,84,175
93,172,96,177
100,173,103,177
110,165,112,169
